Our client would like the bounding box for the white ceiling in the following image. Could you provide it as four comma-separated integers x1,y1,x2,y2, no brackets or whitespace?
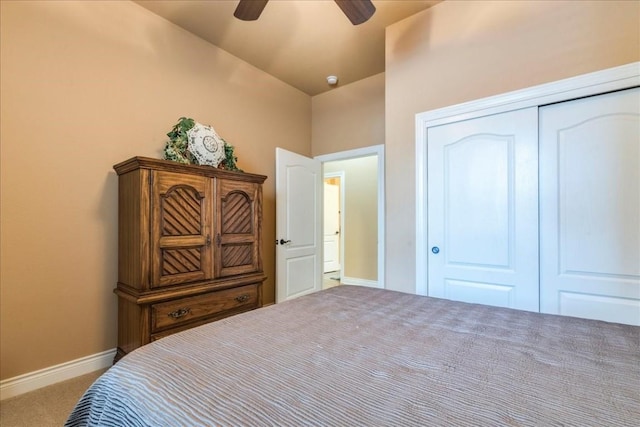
134,0,441,96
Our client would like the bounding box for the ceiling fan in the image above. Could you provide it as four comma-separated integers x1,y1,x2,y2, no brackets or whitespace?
234,0,376,25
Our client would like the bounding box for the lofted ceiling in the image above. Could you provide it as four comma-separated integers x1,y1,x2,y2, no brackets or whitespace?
134,0,441,96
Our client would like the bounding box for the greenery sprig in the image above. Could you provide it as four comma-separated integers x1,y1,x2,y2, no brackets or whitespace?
163,117,195,164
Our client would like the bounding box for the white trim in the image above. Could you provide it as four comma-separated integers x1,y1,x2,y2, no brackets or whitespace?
315,145,383,162
316,145,385,289
415,111,429,295
341,276,380,289
415,62,640,297
0,348,115,400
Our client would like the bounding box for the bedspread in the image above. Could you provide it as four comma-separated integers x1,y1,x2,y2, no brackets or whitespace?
66,286,640,426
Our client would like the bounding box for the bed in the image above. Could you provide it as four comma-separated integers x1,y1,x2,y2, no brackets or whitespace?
65,286,639,426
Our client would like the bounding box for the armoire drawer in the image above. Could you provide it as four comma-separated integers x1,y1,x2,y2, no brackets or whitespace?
151,284,258,332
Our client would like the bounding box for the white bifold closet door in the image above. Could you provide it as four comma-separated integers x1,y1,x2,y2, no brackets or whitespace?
427,107,540,312
539,87,640,325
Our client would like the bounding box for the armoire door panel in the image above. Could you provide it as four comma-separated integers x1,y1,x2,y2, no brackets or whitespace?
215,179,261,277
151,171,213,288
221,191,253,234
161,186,205,235
540,87,640,325
427,107,539,312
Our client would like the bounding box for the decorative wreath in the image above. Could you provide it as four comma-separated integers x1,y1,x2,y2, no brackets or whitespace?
162,117,242,172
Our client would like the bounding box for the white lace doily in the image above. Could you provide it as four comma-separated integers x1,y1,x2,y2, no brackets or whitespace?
187,122,226,167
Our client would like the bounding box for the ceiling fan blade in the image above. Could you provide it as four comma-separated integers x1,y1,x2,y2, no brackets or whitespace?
334,0,376,25
234,0,269,21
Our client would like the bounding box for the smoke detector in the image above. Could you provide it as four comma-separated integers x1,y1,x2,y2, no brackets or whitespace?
326,75,338,86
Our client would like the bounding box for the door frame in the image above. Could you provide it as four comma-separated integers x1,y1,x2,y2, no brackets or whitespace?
316,145,385,289
415,62,640,296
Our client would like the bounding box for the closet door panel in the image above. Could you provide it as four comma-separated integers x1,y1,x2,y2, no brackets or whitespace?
539,87,640,325
427,107,539,312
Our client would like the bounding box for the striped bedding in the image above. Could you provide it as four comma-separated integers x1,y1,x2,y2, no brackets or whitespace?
65,286,640,426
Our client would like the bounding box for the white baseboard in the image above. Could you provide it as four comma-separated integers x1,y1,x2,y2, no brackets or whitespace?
0,348,116,400
341,276,381,288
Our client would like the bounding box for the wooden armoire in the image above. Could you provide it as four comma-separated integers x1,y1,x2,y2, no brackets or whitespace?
113,157,267,361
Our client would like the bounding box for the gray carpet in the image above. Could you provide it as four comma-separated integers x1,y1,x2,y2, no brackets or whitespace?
0,369,105,427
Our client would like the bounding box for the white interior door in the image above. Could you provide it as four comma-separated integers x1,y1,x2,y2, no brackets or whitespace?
323,181,340,273
276,148,322,303
427,107,539,311
539,87,640,325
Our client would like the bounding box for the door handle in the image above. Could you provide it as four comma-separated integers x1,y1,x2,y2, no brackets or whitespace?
279,239,291,245
431,246,440,254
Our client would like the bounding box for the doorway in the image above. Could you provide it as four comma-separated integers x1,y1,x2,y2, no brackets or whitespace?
323,173,343,289
316,145,385,289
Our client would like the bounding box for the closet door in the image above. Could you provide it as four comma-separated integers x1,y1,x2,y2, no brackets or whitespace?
427,107,539,311
539,87,640,325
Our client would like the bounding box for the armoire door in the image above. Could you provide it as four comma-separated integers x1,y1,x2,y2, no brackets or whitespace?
539,87,640,325
427,107,539,311
214,179,262,278
151,170,213,288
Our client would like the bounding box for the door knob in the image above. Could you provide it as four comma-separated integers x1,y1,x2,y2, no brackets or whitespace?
279,239,291,245
431,246,440,254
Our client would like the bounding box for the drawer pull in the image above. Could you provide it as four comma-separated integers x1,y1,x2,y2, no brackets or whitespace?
235,294,250,303
168,308,191,319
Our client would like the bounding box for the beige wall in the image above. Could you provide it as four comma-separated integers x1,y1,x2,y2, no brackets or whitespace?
324,157,378,281
311,73,384,156
0,0,311,380
385,0,640,294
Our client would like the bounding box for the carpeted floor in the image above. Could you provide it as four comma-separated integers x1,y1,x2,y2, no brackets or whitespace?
0,369,106,427
323,272,341,289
